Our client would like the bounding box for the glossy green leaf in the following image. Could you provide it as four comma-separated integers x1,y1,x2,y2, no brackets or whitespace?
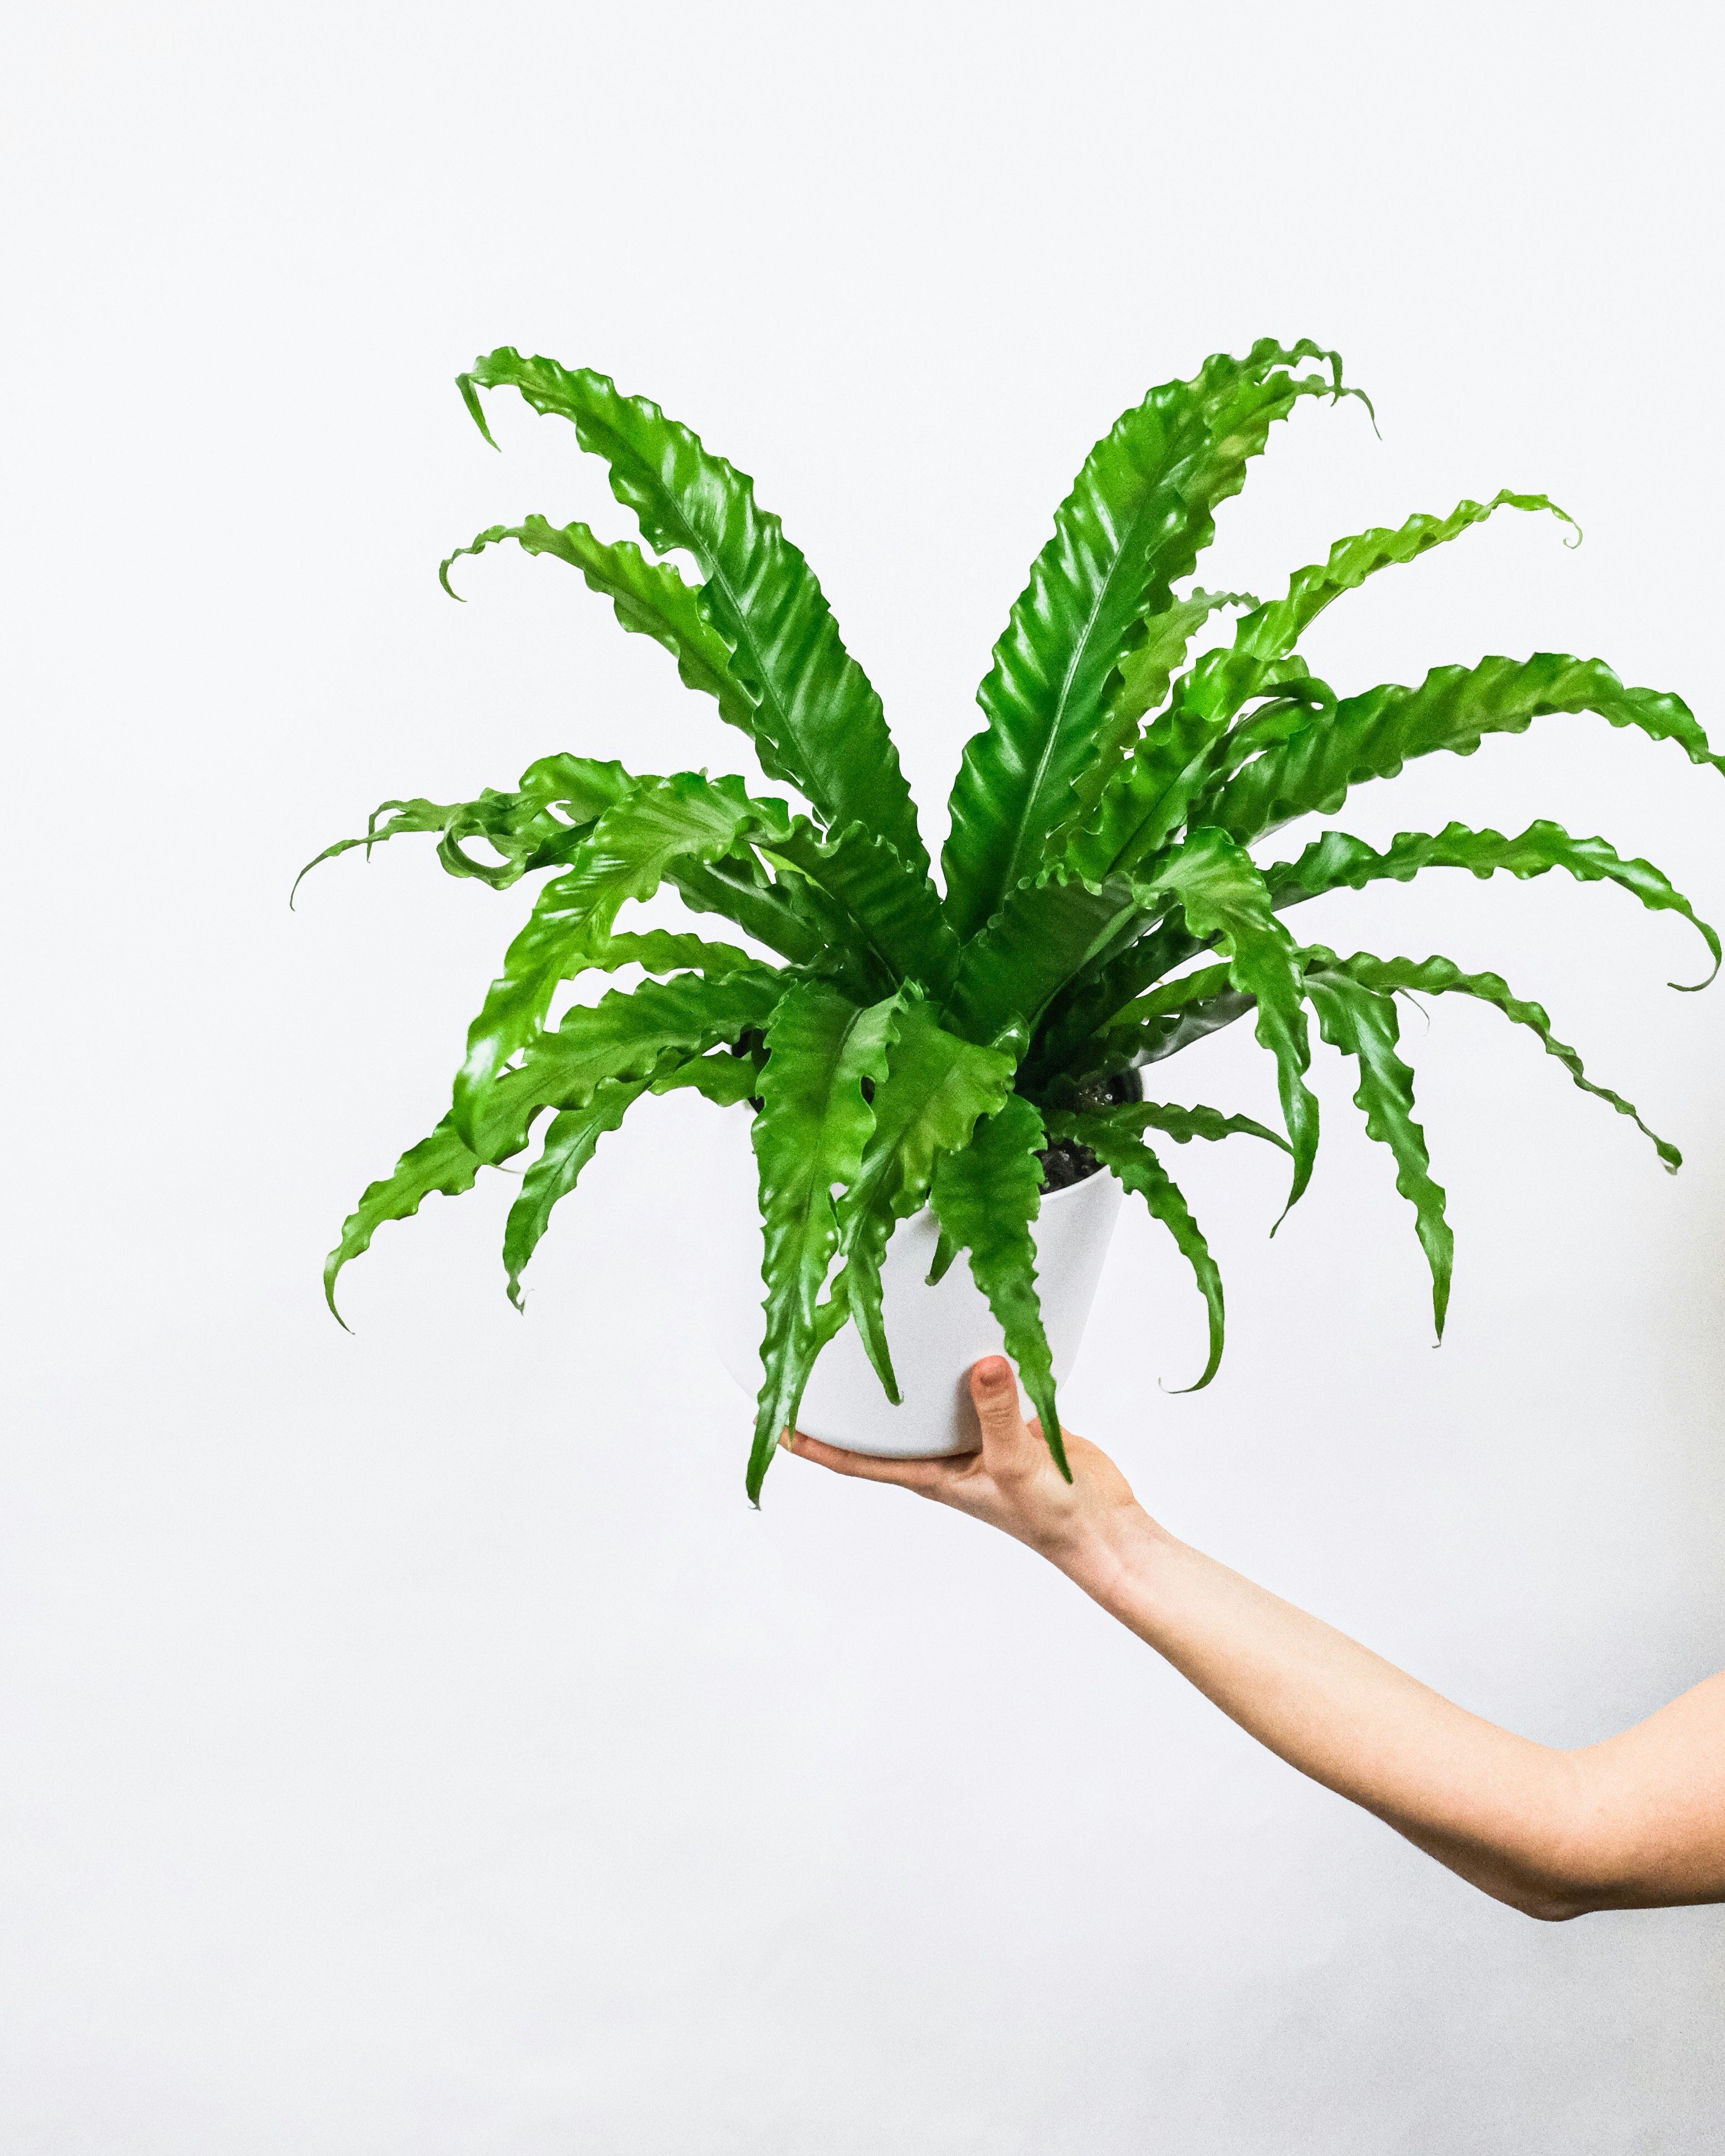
1208,655,1725,846
665,852,827,967
1140,829,1319,1211
324,1057,563,1321
452,773,788,1146
1301,966,1452,1335
1231,492,1576,665
1266,820,1719,988
578,929,760,979
925,1227,959,1286
825,998,1017,1401
1092,1096,1288,1151
1045,1111,1226,1391
458,349,927,874
649,1050,763,1106
766,821,959,994
747,984,901,1502
503,1076,653,1307
1064,984,1260,1094
439,517,758,737
324,1118,486,1325
1026,917,1207,1081
942,341,1360,938
474,968,787,1164
929,1094,1067,1477
944,865,1143,1043
1060,589,1261,841
1105,589,1262,739
1106,959,1235,1028
1314,945,1679,1170
1066,651,1328,885
295,753,637,899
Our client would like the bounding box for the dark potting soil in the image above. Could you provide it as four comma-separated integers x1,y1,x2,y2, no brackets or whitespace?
1034,1068,1141,1194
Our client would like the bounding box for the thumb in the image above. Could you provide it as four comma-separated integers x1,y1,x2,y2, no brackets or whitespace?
969,1355,1036,1463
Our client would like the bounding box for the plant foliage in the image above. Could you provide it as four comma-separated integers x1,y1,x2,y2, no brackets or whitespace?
308,342,1716,1501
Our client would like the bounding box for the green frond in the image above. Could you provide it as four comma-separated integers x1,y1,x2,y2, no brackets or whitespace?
664,853,828,967
1301,966,1452,1336
1209,655,1724,847
293,753,636,900
1094,1097,1290,1152
324,1118,487,1325
825,998,1017,1402
1314,946,1680,1171
1028,918,1209,1079
929,1094,1067,1476
452,773,791,1146
1232,492,1576,665
942,340,1363,939
1267,820,1719,988
473,968,788,1166
1046,1109,1226,1391
649,1049,763,1106
1063,651,1332,888
503,1077,654,1308
766,821,960,996
945,865,1144,1045
439,516,758,736
458,349,927,875
1137,829,1320,1212
1102,589,1262,743
1063,984,1259,1095
747,985,902,1501
577,929,760,979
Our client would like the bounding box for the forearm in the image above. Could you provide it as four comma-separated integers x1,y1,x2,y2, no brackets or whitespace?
1053,1506,1592,1918
791,1365,1725,1917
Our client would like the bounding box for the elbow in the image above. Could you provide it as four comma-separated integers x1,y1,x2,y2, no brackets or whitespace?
1497,1785,1617,1923
1505,1880,1594,1924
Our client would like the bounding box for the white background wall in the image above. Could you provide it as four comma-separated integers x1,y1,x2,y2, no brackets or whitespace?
4,3,1723,2149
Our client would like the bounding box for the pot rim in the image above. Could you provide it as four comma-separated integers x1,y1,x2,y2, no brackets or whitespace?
1036,1158,1118,1209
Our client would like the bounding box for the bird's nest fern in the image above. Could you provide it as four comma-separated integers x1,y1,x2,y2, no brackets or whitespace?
303,340,1719,1500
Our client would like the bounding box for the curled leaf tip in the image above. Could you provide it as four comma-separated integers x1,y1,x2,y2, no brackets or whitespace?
288,852,328,910
456,370,501,449
1166,1369,1212,1397
1339,383,1381,438
1670,914,1721,992
438,551,467,600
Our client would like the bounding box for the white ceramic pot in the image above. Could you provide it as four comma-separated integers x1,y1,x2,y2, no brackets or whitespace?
713,1164,1124,1458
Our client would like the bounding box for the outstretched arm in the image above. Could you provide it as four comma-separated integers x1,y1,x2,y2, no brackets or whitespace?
786,1358,1725,1920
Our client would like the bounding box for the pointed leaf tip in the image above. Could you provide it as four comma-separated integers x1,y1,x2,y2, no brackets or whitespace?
456,369,501,448
321,1262,353,1332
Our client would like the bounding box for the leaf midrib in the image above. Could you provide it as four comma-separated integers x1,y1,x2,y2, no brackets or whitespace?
993,473,1189,905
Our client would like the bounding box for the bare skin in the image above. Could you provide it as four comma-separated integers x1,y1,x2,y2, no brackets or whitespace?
786,1357,1725,1920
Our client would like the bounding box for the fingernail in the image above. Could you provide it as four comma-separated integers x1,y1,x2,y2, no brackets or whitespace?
975,1356,1012,1390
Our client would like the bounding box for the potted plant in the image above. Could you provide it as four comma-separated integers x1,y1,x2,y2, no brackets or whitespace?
305,338,1717,1501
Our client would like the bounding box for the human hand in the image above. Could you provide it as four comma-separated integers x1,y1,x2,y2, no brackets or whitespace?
784,1355,1158,1587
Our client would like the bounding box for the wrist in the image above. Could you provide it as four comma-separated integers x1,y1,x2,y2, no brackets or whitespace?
1040,1500,1172,1609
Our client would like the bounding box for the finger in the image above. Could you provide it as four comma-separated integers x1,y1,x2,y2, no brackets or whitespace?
968,1356,1038,1468
782,1429,954,1493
